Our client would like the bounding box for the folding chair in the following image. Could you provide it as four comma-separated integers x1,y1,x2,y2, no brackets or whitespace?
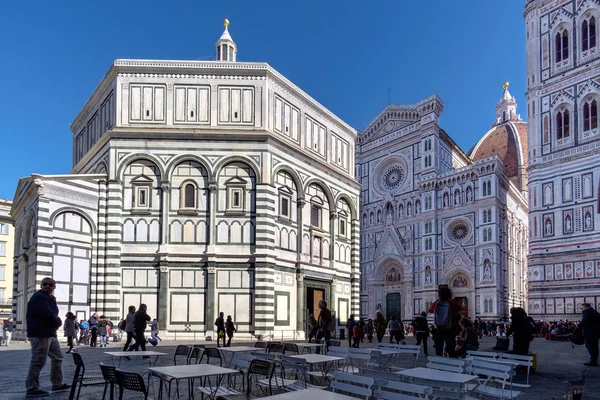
173,345,191,365
467,358,522,399
115,369,152,400
70,352,105,400
374,378,434,400
99,363,118,400
279,355,328,392
204,347,223,366
330,371,374,400
426,355,467,373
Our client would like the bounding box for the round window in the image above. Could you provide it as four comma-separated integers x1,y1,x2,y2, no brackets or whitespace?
382,165,406,191
447,220,471,243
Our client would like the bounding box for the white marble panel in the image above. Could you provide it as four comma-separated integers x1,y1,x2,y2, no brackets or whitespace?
154,87,165,120
54,284,69,302
171,221,182,242
72,284,88,302
231,89,241,122
182,270,194,285
135,270,148,287
171,294,188,322
170,271,182,288
276,294,288,321
242,89,253,123
137,221,148,241
235,294,251,323
148,270,158,287
195,271,205,288
196,222,206,243
217,221,228,242
123,270,135,286
142,294,157,320
231,222,242,243
230,271,242,288
175,88,186,121
189,294,204,322
183,221,194,242
219,89,230,122
291,108,299,140
53,255,71,282
199,88,209,122
241,271,251,288
187,88,197,121
217,271,228,287
284,104,291,135
219,294,235,318
149,220,160,242
274,97,282,132
73,258,89,283
130,86,141,120
143,87,153,120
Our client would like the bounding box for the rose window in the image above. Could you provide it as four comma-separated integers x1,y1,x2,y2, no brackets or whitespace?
450,223,469,241
382,165,406,191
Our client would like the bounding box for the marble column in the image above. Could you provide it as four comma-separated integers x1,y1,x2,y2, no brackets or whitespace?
160,181,170,248
208,182,217,252
206,263,216,336
296,273,305,337
158,263,168,330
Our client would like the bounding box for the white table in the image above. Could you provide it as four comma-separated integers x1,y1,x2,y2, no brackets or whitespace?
396,367,478,400
294,342,326,354
260,388,357,399
149,364,241,399
104,351,168,367
218,346,259,367
290,354,345,383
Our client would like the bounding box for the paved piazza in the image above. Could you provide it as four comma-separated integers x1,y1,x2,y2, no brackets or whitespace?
0,336,595,399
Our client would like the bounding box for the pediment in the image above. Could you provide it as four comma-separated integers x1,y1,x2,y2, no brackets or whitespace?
374,226,405,262
549,7,573,29
130,174,153,183
550,90,575,108
225,176,247,185
444,244,473,272
577,79,600,97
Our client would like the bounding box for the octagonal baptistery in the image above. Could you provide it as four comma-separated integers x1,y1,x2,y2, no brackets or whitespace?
9,20,360,340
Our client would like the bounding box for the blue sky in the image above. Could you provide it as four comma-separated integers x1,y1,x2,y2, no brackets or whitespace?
0,1,526,199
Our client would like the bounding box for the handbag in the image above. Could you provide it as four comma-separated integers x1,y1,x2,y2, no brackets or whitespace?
570,327,584,345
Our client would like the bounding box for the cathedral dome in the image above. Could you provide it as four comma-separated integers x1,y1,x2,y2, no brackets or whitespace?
468,83,528,192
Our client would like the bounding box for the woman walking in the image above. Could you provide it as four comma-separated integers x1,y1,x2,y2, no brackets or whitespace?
387,314,405,344
225,315,237,347
413,311,430,355
64,312,77,353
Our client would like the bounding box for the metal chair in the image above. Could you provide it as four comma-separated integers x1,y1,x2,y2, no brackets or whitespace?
173,345,191,365
330,371,374,400
69,352,105,399
283,343,299,355
267,342,285,354
254,341,268,350
204,347,223,366
188,346,204,364
99,363,119,400
115,369,151,400
201,359,273,399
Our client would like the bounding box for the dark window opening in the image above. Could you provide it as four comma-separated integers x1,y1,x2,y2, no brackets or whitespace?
184,183,195,208
281,197,289,217
311,205,320,227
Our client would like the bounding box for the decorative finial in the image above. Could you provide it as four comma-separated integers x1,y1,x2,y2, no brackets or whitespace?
503,81,509,90
224,14,229,29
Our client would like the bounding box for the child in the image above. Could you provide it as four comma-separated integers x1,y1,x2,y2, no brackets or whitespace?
225,315,237,347
64,312,77,353
150,319,161,346
352,323,362,348
97,315,108,347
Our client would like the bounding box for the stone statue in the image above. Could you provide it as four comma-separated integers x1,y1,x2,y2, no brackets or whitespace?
443,193,448,207
425,268,431,284
484,263,491,279
565,216,572,232
454,191,460,205
585,212,592,229
545,218,553,235
466,187,472,202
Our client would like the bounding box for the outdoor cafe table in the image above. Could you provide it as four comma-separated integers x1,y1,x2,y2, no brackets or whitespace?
259,387,357,399
218,346,260,367
290,354,345,383
104,351,168,367
293,342,326,354
149,364,240,400
395,367,478,400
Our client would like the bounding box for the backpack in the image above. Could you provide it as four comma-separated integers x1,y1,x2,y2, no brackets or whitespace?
570,327,584,346
434,301,452,330
118,320,126,331
526,317,537,342
353,325,361,338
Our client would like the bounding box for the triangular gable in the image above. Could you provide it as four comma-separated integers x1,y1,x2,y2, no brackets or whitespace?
444,244,473,272
278,185,293,195
130,174,153,183
550,90,576,108
576,0,600,14
374,226,405,262
577,79,600,97
549,7,572,29
225,176,247,185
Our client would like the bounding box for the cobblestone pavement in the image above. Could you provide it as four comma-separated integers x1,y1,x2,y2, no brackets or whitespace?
0,335,594,399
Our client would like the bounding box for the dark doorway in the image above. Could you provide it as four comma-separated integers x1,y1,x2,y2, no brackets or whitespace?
306,288,325,320
455,296,469,318
386,293,402,321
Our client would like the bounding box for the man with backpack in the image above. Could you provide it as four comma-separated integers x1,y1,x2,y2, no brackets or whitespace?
429,286,461,358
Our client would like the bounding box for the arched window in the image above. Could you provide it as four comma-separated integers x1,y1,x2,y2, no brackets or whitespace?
183,183,196,208
582,16,597,51
583,99,598,132
556,109,570,139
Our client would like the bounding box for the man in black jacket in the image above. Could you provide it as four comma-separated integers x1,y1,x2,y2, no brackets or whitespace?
25,277,70,397
580,303,600,366
128,304,151,352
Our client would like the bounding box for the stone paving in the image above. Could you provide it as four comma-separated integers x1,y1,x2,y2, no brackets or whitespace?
0,335,595,399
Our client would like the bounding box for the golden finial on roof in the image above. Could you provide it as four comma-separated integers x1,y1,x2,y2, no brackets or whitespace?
224,14,229,28
503,81,509,90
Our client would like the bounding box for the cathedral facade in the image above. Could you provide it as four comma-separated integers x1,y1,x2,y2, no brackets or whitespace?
10,21,360,339
357,89,528,322
525,0,600,320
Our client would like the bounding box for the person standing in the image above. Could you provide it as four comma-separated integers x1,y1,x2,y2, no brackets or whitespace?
412,311,430,356
374,311,387,343
429,286,461,358
306,314,318,343
366,318,374,343
88,313,99,347
97,315,108,348
215,312,226,348
128,304,151,352
387,314,404,344
63,312,77,353
25,277,70,397
346,315,356,348
580,303,600,366
507,307,535,356
225,315,237,347
316,300,333,353
122,306,136,351
79,319,89,346
3,317,14,347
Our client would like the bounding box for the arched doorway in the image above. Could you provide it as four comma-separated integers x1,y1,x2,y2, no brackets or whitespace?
384,265,402,321
450,273,471,318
